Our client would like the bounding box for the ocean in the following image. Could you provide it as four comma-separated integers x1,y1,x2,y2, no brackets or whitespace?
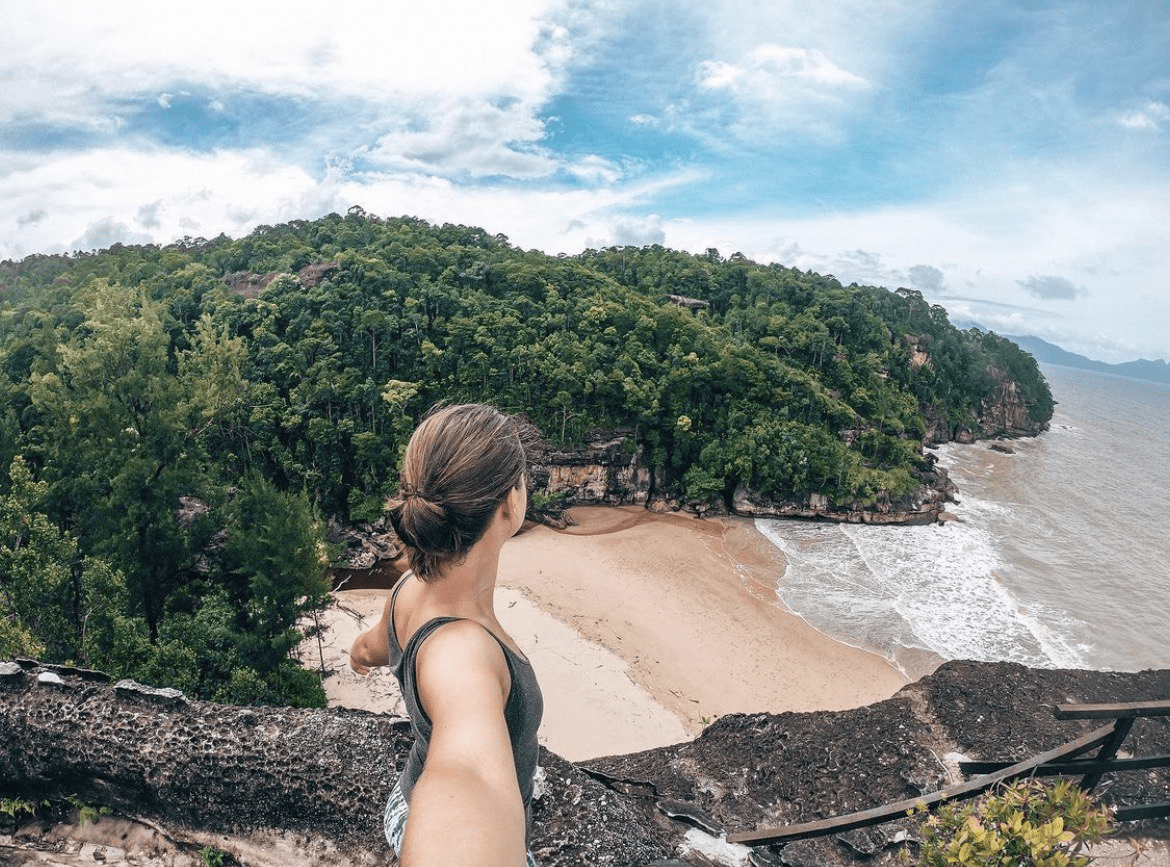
756,364,1170,678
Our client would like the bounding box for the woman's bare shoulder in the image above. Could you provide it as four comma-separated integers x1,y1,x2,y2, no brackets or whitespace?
414,619,511,707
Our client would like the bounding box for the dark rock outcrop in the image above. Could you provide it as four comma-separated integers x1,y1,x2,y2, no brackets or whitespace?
730,460,956,526
3,659,1167,866
924,363,1050,446
587,661,1170,865
327,516,405,577
979,363,1049,438
221,262,340,298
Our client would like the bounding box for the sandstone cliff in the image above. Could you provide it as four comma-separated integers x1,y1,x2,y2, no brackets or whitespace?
324,352,1045,574
516,416,959,528
2,659,1167,866
923,362,1050,445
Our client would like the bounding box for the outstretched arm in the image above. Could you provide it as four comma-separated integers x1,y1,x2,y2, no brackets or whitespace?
402,621,526,867
348,597,392,674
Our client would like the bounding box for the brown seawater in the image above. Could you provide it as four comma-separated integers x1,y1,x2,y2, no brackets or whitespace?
757,363,1170,675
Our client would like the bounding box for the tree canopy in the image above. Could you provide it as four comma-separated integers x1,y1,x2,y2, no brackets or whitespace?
0,209,1053,704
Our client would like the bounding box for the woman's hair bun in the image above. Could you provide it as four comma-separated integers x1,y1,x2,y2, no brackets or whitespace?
393,491,452,554
388,403,526,581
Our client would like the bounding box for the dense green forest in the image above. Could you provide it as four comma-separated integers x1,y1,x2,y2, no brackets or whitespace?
0,208,1053,706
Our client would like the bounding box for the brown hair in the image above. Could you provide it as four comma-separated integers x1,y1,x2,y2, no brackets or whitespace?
386,403,526,582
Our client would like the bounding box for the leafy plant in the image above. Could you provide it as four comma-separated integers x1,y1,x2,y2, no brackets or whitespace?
530,490,566,510
908,778,1112,867
65,794,111,826
199,846,226,867
0,796,44,829
0,212,1055,708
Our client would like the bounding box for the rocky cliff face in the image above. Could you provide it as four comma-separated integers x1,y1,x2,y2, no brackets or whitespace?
518,419,659,517
516,417,959,528
729,460,955,527
978,363,1050,438
2,659,1167,866
924,363,1050,445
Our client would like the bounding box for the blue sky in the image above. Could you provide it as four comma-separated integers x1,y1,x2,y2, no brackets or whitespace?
2,0,1168,362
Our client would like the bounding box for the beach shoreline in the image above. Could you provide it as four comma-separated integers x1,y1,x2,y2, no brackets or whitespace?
303,506,911,762
501,507,910,734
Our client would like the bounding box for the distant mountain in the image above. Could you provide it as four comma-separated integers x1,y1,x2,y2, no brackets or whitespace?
1005,334,1170,386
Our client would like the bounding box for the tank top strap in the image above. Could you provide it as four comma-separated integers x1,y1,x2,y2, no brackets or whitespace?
391,612,543,820
403,615,466,658
386,573,413,654
404,616,520,671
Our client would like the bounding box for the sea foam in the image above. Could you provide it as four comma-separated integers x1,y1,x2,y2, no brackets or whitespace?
757,488,1089,673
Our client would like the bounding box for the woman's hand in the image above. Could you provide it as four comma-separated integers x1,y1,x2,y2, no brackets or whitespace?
348,597,392,674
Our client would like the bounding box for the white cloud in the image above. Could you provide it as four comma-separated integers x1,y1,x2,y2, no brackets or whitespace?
566,155,624,184
688,43,872,144
697,45,869,95
0,140,699,265
3,1,559,101
0,0,565,157
369,97,557,180
72,217,154,252
136,200,163,230
0,0,628,252
0,147,321,258
1117,100,1170,131
607,214,665,247
17,208,47,227
694,0,916,88
909,264,946,293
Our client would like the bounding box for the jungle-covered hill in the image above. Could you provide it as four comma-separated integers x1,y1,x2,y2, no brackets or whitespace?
0,208,1054,707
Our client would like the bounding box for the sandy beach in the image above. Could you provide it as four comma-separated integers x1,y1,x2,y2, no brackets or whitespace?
302,506,909,762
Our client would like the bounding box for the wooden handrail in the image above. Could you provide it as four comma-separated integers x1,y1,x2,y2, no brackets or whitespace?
727,723,1117,846
1054,700,1170,720
959,754,1170,776
728,700,1170,847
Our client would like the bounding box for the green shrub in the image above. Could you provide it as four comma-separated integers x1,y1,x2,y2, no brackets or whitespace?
530,490,565,510
65,794,110,826
0,796,43,830
910,778,1112,867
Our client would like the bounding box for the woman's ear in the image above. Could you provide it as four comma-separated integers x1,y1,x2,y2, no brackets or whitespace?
501,479,527,532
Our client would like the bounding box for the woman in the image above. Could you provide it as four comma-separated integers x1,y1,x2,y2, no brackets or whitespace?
349,403,542,867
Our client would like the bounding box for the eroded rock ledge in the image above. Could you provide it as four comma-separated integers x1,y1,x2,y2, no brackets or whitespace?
2,659,1167,866
517,417,959,527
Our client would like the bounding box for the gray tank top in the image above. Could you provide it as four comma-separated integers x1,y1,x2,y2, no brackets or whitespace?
387,576,544,819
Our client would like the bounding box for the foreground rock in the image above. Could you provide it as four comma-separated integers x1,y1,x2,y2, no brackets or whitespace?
3,659,1166,866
